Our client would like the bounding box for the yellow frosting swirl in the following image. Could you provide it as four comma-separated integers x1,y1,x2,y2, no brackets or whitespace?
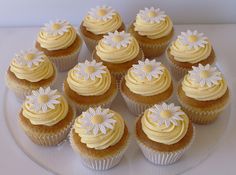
96,37,139,64
67,66,111,96
170,39,212,64
134,16,173,39
10,56,54,82
37,25,77,51
125,66,172,96
74,110,125,150
141,108,189,145
83,12,122,35
182,74,228,101
22,95,69,126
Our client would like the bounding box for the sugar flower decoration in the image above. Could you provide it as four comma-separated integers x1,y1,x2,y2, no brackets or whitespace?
178,30,208,49
149,103,185,127
189,64,222,87
14,49,45,68
103,31,132,49
80,107,116,135
74,60,107,80
88,5,115,21
132,59,165,80
26,87,61,113
42,19,71,36
137,7,167,24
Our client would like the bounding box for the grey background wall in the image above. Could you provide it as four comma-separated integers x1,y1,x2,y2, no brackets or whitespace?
0,0,235,27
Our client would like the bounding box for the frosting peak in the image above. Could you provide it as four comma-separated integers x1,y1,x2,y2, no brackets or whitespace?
141,103,189,145
83,5,122,35
10,49,54,82
125,59,171,96
96,31,140,64
87,5,116,21
67,60,111,96
170,30,212,64
73,107,125,150
22,87,69,126
182,64,228,101
37,20,77,51
134,7,173,39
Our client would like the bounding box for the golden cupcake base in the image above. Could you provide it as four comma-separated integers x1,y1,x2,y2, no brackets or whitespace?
19,104,76,146
129,23,174,58
80,22,126,53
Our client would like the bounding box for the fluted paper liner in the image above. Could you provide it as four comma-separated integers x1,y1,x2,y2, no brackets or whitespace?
69,130,130,170
136,126,195,165
49,44,82,72
120,78,173,116
63,83,118,114
165,48,189,81
5,63,58,102
176,81,230,124
139,39,170,58
20,106,76,146
80,32,98,53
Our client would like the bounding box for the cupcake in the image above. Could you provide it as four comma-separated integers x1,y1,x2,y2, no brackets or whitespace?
5,49,57,101
136,103,195,165
36,19,82,71
177,64,229,124
70,106,129,170
93,31,144,81
80,5,125,53
166,30,215,80
129,7,174,58
63,60,118,113
19,87,76,146
120,59,173,115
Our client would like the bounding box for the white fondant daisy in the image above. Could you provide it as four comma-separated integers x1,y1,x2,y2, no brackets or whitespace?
103,31,132,49
26,87,61,113
80,107,116,135
132,59,165,80
88,5,115,21
189,64,222,87
14,49,45,68
178,30,208,49
149,103,185,127
137,7,167,24
42,19,71,36
74,60,107,80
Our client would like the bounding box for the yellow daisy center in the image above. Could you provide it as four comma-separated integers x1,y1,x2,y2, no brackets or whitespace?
85,66,95,74
38,95,49,104
52,23,61,30
188,35,198,42
112,35,123,42
200,70,210,78
148,11,158,17
97,9,107,16
160,110,172,119
143,65,153,73
91,115,104,124
24,53,35,61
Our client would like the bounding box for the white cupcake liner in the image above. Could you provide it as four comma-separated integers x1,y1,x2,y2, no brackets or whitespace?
165,48,189,81
5,64,58,102
136,126,195,165
80,32,98,53
49,44,82,72
20,105,76,146
63,83,118,114
176,81,230,124
69,129,130,170
120,78,173,116
139,40,170,58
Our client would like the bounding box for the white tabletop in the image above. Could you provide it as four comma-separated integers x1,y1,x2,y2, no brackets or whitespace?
0,25,236,175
